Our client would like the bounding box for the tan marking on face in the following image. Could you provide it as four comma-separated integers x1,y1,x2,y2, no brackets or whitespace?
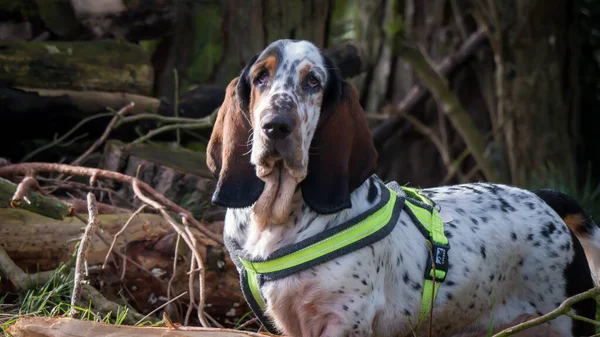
249,55,280,116
564,213,586,233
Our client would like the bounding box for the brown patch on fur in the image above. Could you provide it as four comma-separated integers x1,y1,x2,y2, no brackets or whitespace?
206,77,264,207
299,63,312,79
564,213,587,235
248,55,280,115
207,77,249,178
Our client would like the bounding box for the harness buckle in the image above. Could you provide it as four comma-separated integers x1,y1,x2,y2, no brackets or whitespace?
424,241,450,282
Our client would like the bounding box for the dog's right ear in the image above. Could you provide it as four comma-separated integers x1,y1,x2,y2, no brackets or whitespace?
207,55,264,208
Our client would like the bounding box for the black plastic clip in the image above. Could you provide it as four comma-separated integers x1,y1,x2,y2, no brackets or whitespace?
424,241,450,282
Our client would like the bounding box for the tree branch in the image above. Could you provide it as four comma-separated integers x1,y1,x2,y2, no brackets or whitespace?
372,28,487,147
492,286,600,337
70,193,100,317
0,163,223,245
0,177,74,219
70,102,135,167
394,42,498,182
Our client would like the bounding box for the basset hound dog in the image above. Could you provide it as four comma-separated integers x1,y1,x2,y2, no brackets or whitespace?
206,39,600,337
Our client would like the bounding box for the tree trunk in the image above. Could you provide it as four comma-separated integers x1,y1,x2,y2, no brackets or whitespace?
489,0,577,185
0,40,153,94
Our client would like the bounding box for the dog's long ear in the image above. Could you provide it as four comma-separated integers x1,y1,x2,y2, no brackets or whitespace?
301,60,378,214
207,56,264,208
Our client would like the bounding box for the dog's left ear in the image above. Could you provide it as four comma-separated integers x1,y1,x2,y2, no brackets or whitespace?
301,57,378,214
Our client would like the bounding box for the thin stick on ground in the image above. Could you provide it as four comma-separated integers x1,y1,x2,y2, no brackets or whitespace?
102,204,148,269
69,192,100,317
0,163,223,245
185,251,197,326
185,224,208,327
167,232,182,314
236,317,258,330
131,179,210,327
492,286,600,337
135,291,188,326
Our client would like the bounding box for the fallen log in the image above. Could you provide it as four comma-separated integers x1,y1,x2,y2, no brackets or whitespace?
0,40,153,95
0,207,246,321
0,208,171,271
0,177,73,220
7,317,279,337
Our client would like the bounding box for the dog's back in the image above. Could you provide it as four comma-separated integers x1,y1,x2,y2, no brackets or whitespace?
409,183,598,336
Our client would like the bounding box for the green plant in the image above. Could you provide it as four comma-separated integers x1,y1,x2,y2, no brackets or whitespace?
1,263,141,334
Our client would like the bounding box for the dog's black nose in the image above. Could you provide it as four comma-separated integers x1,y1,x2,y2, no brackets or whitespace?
261,115,295,139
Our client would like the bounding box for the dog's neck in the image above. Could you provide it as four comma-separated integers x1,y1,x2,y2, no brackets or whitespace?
223,175,386,259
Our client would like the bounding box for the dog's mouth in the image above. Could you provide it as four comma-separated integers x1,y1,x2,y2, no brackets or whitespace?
255,141,306,180
253,158,303,226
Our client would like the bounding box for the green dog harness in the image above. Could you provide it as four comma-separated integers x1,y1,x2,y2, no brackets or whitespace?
225,181,450,333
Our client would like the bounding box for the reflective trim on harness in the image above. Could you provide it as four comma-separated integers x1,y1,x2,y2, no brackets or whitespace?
239,192,397,278
228,181,449,333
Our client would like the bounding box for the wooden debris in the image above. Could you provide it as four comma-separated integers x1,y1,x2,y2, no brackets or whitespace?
0,177,73,220
7,317,281,337
0,208,171,270
0,40,153,94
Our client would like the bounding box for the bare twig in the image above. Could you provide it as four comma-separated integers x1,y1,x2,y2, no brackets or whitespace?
20,112,116,163
119,113,202,125
91,228,169,286
372,28,487,147
565,312,600,326
11,175,41,206
102,204,148,269
128,121,214,147
167,232,182,314
185,251,196,326
135,291,188,326
492,286,600,337
131,179,209,327
185,224,208,328
69,193,100,317
395,42,498,182
0,163,223,245
70,102,135,167
394,109,451,166
38,177,134,209
236,317,258,330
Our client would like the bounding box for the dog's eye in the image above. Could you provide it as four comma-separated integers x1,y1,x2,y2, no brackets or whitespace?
307,75,320,88
255,70,269,85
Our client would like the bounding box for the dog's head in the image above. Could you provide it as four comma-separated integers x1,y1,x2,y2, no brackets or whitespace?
207,39,377,224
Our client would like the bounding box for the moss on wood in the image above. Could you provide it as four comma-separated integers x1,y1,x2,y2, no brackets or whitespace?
0,177,73,220
0,40,153,94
